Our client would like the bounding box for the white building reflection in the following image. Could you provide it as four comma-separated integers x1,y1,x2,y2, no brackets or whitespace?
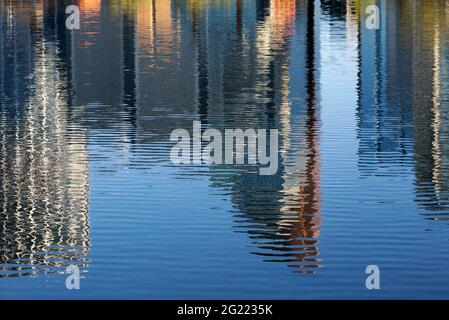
0,1,90,277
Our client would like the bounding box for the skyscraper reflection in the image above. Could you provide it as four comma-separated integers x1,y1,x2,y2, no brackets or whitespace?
411,1,449,216
178,0,322,273
0,0,90,277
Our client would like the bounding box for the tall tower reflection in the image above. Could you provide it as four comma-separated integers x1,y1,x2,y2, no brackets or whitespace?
279,0,321,271
357,0,415,177
183,0,322,273
133,0,197,145
0,1,90,277
411,1,449,216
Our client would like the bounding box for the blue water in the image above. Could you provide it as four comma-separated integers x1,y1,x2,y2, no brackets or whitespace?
1,0,449,299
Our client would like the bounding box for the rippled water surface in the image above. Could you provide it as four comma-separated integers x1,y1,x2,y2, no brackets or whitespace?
2,0,449,299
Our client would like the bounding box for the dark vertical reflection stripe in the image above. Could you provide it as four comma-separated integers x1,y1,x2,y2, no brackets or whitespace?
122,5,138,132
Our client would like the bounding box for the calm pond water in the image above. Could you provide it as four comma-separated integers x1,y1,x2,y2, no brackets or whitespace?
1,0,449,299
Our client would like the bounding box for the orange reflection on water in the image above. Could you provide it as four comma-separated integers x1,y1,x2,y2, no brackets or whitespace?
270,0,296,46
79,0,101,15
136,0,178,67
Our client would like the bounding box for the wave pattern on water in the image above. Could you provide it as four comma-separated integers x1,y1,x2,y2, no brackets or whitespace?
2,0,449,298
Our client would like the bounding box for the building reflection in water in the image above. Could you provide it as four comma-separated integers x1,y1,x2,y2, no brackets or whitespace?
356,0,449,217
357,0,414,177
179,0,323,273
0,0,324,276
3,0,449,282
0,1,90,277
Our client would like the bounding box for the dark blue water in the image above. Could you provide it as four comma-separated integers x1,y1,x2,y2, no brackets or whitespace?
1,0,449,299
